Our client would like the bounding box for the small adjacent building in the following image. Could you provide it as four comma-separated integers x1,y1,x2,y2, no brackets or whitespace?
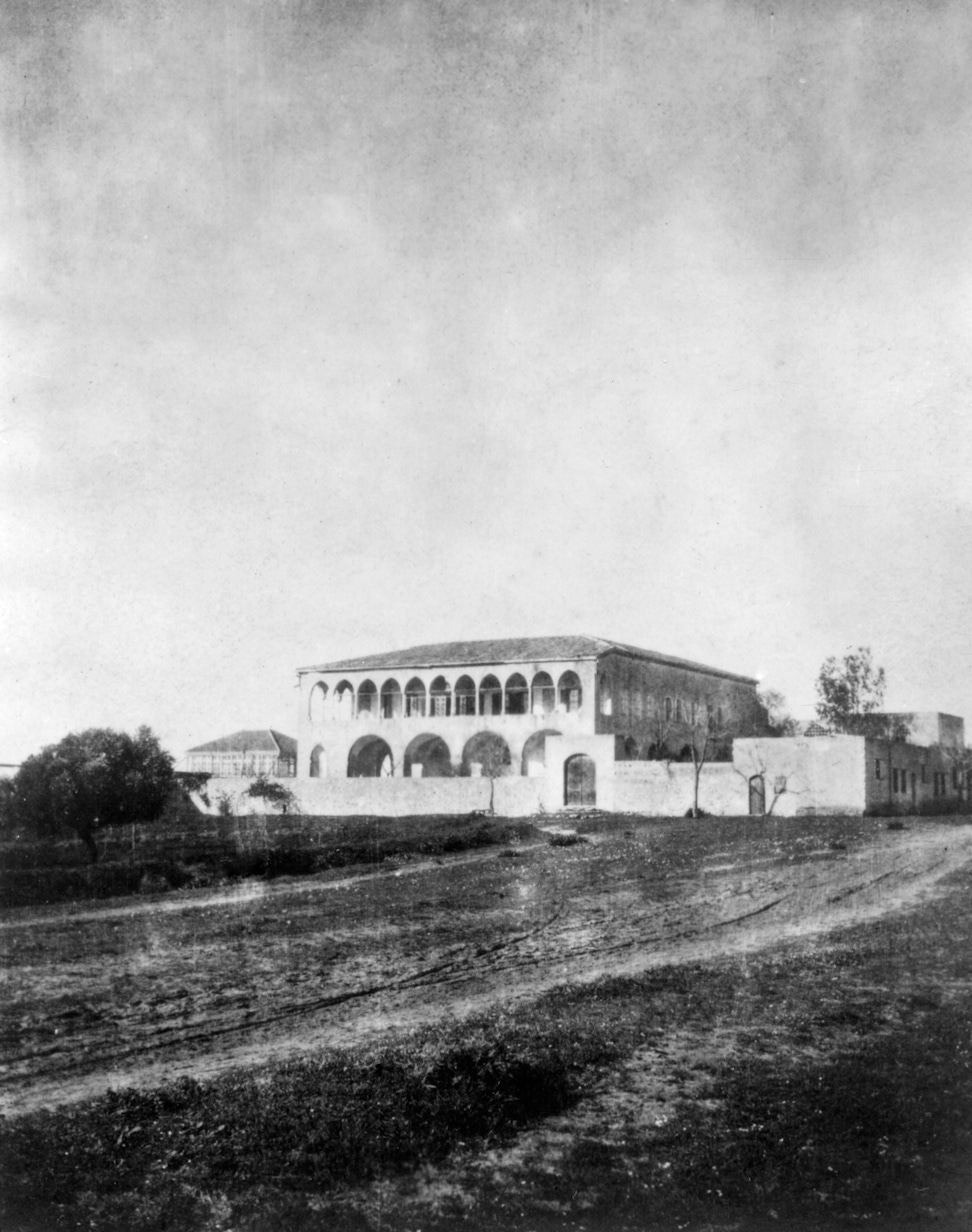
185,730,297,778
734,713,968,817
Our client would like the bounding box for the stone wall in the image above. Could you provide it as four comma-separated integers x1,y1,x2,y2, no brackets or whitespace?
193,775,545,818
612,761,747,816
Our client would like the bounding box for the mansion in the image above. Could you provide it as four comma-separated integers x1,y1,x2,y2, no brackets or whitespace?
296,635,766,785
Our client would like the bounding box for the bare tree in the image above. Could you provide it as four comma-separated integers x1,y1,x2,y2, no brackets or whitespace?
683,694,731,819
733,740,804,816
641,696,677,761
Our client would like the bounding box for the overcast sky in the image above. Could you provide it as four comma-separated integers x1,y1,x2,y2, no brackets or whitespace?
2,0,971,764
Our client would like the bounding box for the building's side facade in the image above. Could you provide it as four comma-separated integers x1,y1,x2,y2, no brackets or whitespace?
185,730,297,778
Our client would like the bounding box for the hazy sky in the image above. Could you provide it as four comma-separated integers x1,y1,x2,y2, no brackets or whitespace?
3,0,971,763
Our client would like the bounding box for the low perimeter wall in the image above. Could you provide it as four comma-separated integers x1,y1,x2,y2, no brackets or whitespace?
612,761,747,816
194,775,546,818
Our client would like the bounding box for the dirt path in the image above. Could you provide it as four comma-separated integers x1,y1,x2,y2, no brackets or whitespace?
2,819,970,1117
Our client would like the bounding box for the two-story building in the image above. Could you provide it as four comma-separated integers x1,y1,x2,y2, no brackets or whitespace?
295,635,765,789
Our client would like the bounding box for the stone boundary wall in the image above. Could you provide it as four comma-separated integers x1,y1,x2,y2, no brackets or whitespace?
193,775,545,818
612,761,747,816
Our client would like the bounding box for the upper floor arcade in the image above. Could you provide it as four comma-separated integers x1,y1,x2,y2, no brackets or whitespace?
303,666,587,726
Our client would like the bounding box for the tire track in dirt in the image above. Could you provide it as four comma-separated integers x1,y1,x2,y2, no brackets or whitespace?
2,824,970,1116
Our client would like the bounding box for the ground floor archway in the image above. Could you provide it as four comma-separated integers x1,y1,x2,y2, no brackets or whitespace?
309,744,326,778
461,731,512,777
347,735,394,778
521,729,562,777
403,733,453,778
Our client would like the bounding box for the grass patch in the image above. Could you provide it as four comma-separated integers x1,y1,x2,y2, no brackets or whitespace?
652,1003,972,1218
0,815,543,908
0,1017,619,1232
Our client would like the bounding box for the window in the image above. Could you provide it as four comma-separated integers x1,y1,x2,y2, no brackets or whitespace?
531,672,556,716
381,679,402,719
454,675,476,715
920,764,927,784
892,768,899,792
504,673,529,715
404,677,426,717
557,671,582,713
429,676,451,717
953,768,960,790
665,697,674,722
356,680,377,716
875,759,883,780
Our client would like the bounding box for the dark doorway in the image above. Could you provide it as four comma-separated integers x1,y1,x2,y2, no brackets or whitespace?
564,754,596,807
749,774,766,816
348,736,394,778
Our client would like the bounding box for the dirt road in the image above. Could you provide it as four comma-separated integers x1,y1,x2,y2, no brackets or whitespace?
2,815,970,1117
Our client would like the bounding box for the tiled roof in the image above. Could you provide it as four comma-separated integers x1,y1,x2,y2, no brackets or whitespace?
299,636,756,684
187,729,297,756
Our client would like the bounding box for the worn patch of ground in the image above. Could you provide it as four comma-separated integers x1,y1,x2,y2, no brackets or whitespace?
2,814,969,1119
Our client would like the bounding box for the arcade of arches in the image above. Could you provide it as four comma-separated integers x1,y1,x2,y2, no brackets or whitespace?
307,670,583,723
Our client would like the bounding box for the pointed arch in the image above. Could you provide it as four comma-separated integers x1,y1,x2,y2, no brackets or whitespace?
309,682,328,723
504,672,529,715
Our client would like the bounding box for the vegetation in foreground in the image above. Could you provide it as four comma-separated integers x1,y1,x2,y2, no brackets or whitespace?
3,855,972,1231
0,812,544,909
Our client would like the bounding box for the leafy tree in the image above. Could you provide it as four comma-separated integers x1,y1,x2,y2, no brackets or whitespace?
815,647,907,738
758,687,798,737
6,727,175,862
245,775,299,815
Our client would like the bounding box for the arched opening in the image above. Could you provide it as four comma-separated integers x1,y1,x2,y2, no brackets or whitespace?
348,735,394,778
599,678,612,717
749,774,766,816
404,733,453,778
309,682,328,723
479,674,502,716
335,681,354,721
454,675,477,716
558,670,582,713
357,679,377,717
429,676,452,718
505,672,529,715
531,672,555,716
309,743,326,778
645,742,670,761
380,678,402,719
521,729,561,777
677,744,694,762
461,731,512,777
615,735,639,761
564,754,596,807
404,677,427,718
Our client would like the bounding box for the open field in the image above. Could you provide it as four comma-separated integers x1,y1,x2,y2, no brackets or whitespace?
3,813,972,1229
